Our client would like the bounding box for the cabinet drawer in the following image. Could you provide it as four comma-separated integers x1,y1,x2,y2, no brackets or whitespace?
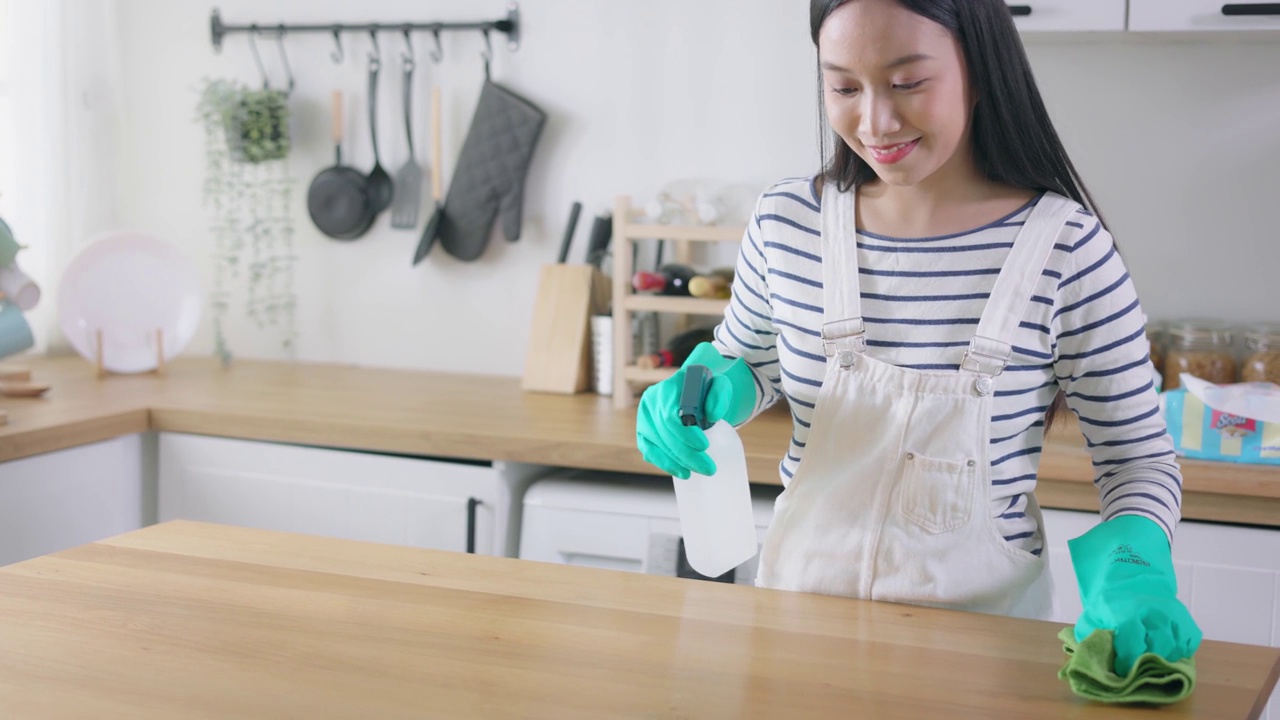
1008,0,1127,32
1130,0,1280,31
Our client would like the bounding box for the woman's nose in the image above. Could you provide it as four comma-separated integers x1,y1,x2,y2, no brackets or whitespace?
858,93,902,141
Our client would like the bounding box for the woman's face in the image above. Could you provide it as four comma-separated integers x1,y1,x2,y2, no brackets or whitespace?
818,0,974,188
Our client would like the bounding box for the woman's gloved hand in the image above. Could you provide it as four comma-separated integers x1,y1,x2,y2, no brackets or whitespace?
1068,515,1202,676
635,342,757,479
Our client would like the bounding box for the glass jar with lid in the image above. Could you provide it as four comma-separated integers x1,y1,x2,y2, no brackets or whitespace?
1162,320,1236,391
1145,321,1165,384
1241,323,1280,385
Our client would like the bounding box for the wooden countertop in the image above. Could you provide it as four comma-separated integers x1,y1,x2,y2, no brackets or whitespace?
0,520,1274,719
1,355,1278,526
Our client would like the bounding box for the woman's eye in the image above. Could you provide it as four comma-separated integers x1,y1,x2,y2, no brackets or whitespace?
832,86,858,97
894,80,925,91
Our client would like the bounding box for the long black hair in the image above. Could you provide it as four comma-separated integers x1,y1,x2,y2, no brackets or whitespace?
811,0,1106,225
811,0,1100,428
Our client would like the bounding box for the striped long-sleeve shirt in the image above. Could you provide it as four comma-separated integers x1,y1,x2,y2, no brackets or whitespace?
713,176,1182,556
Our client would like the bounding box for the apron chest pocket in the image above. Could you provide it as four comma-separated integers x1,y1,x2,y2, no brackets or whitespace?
898,452,976,534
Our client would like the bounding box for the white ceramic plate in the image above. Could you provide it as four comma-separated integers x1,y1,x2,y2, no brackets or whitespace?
58,230,203,374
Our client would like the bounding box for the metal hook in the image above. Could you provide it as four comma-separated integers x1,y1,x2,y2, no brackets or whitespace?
401,27,414,71
275,26,294,96
480,28,492,80
429,29,443,64
330,26,343,64
248,26,270,90
368,28,381,71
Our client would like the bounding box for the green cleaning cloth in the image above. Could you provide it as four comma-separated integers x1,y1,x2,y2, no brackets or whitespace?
1057,627,1196,704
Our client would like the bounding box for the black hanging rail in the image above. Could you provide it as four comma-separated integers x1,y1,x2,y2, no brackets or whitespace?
209,3,521,54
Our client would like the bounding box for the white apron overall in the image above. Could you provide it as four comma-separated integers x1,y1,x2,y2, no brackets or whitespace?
754,186,1080,620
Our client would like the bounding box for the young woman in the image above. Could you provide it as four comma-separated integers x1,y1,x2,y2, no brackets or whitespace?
636,0,1200,676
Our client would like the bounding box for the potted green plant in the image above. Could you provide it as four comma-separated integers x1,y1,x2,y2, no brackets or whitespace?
200,79,291,163
196,78,298,365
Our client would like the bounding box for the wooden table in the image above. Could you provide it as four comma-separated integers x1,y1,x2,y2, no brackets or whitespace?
0,521,1275,719
2,355,1278,526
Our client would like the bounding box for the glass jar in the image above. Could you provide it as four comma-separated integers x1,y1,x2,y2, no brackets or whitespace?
1241,323,1280,385
1162,320,1236,391
1145,323,1165,381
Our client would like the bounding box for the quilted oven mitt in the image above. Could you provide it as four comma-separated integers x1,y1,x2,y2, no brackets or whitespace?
1057,627,1196,705
438,80,546,262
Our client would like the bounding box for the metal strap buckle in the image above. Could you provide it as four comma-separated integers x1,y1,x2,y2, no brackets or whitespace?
960,338,1011,377
821,320,867,358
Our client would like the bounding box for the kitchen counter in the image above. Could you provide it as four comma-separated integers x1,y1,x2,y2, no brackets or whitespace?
0,519,1274,719
1,355,1278,526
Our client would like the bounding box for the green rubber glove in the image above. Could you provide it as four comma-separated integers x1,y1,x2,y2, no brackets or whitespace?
1068,515,1202,676
635,342,757,479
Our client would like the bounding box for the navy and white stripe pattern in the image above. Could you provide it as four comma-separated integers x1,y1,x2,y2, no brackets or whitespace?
714,176,1182,556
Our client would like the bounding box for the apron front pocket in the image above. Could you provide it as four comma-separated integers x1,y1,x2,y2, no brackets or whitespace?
898,452,976,534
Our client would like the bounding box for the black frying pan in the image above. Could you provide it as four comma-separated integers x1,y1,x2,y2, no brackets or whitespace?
308,90,374,240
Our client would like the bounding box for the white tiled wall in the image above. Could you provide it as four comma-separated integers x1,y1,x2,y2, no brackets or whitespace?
1043,509,1280,718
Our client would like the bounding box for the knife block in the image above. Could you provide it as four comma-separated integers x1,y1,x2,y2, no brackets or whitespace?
522,264,611,394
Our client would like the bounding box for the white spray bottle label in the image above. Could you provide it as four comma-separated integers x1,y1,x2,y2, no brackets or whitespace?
672,420,759,579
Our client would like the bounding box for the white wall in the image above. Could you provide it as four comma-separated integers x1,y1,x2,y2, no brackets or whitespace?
108,1,1279,376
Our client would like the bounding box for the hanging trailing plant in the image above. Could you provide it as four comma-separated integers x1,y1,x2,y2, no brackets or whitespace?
196,78,298,365
230,89,291,163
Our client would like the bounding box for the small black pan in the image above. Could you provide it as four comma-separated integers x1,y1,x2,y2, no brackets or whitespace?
308,90,374,240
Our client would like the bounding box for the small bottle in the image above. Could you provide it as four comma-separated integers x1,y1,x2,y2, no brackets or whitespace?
631,264,696,296
632,311,659,357
1163,320,1236,391
1241,323,1280,386
688,267,735,300
635,327,716,369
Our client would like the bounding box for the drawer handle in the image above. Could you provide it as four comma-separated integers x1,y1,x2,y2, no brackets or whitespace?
466,497,480,554
1222,3,1280,15
1007,4,1033,16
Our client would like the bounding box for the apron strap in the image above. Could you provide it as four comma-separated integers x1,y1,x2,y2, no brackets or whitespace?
962,192,1081,377
819,182,866,358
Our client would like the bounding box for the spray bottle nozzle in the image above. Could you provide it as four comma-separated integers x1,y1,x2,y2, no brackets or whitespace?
677,364,712,430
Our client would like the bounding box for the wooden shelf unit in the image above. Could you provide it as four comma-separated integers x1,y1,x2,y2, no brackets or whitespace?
611,195,745,409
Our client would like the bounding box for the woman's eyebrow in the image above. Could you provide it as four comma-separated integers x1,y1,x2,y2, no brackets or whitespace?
819,53,934,73
884,53,933,69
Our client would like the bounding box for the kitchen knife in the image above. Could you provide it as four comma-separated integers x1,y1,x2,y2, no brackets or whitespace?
557,201,582,264
584,212,613,269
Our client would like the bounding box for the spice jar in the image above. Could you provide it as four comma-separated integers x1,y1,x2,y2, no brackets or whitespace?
1162,320,1236,391
1241,323,1280,385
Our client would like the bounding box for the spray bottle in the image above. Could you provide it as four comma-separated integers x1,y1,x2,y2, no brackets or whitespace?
672,365,760,579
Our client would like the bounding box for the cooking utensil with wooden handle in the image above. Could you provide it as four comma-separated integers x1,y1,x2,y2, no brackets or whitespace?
412,85,445,266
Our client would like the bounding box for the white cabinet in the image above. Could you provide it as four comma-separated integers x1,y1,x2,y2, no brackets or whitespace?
518,471,782,585
1130,0,1280,31
1043,509,1280,718
0,435,148,566
1010,0,1128,32
158,433,540,557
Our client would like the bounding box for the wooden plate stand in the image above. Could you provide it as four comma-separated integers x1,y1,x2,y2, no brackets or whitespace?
93,329,166,378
